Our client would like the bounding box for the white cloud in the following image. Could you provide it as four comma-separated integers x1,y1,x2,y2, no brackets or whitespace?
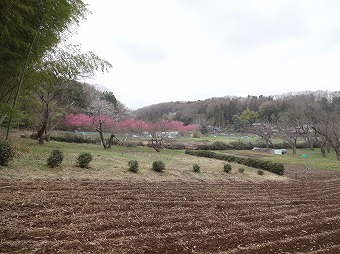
71,0,340,109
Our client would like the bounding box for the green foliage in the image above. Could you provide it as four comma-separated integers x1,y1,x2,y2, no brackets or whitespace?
0,0,88,115
223,163,232,173
101,91,117,107
0,139,15,166
164,143,186,150
128,160,139,173
211,141,232,150
47,149,63,168
76,152,93,168
185,150,285,175
49,133,101,144
152,160,165,172
237,107,259,127
0,1,114,140
193,163,200,172
0,0,88,79
196,141,231,150
228,141,253,150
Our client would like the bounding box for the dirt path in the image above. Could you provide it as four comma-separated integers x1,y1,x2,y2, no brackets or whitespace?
1,168,340,253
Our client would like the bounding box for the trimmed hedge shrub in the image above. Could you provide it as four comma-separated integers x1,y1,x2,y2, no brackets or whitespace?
193,164,200,172
47,149,63,168
30,133,100,144
224,163,232,173
76,152,93,168
152,160,165,172
128,160,139,173
258,170,264,176
185,150,284,175
164,143,186,150
0,139,15,166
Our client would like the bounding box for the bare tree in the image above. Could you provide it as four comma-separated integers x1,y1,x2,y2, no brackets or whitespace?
88,98,117,149
308,96,340,160
251,122,275,148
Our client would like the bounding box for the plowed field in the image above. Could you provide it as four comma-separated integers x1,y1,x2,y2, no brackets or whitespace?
1,168,340,253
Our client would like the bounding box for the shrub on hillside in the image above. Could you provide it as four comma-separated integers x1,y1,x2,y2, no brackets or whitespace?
47,149,63,168
193,164,200,173
210,141,232,150
229,141,253,150
164,143,186,150
128,160,139,173
152,160,165,172
192,131,201,138
258,170,264,176
223,163,232,173
76,152,93,168
238,168,245,173
0,139,15,166
185,150,285,176
52,134,100,144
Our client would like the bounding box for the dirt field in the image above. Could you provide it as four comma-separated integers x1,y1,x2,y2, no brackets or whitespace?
1,168,340,253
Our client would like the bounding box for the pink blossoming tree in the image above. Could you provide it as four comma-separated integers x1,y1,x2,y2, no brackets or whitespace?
60,114,197,151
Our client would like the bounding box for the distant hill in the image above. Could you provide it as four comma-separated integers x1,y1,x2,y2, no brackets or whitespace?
133,91,340,126
133,95,268,124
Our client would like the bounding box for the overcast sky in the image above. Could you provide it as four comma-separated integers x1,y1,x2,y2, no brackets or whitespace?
70,0,340,110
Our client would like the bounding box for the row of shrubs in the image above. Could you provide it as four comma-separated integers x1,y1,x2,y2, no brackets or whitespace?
128,160,265,176
30,133,147,147
192,163,234,173
47,150,93,168
185,150,285,176
30,133,101,144
128,160,166,173
0,138,94,168
129,161,234,174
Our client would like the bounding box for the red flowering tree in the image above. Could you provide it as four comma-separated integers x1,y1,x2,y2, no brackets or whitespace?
60,115,197,151
60,113,116,131
60,113,93,130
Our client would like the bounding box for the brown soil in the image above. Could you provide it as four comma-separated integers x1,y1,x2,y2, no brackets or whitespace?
1,168,340,253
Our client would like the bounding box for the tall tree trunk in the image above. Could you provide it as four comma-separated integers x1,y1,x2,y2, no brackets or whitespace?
335,149,340,161
150,138,163,152
320,146,326,157
292,146,297,155
5,20,42,140
96,121,107,149
45,129,51,142
107,134,119,148
306,134,314,150
264,139,269,148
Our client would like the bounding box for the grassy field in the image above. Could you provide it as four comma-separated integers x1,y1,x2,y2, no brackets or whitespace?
223,148,340,171
1,133,339,182
1,137,288,182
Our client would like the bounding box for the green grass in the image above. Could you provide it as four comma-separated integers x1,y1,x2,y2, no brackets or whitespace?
177,134,263,143
0,138,286,182
221,149,340,171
